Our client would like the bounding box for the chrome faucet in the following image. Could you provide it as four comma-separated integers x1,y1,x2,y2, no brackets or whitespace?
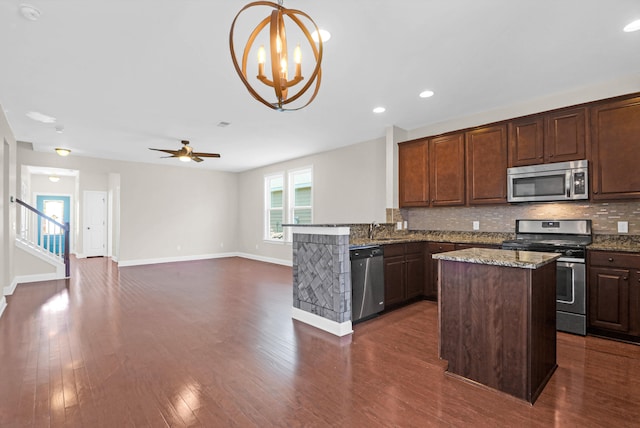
368,221,378,240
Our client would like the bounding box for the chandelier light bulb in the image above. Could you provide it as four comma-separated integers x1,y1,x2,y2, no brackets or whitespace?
293,44,302,64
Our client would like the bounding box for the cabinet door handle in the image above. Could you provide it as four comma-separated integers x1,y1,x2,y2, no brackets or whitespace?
608,258,614,262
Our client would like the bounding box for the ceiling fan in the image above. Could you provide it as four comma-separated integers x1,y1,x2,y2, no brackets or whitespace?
148,140,220,163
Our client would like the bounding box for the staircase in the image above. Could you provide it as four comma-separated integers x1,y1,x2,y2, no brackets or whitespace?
16,198,70,278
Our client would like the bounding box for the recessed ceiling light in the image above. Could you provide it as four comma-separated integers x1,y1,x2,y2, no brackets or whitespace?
48,176,60,183
19,4,41,21
311,29,331,43
26,111,56,123
623,19,640,32
419,90,435,98
55,148,71,156
373,107,386,114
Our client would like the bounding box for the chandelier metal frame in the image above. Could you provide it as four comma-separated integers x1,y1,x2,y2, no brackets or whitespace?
229,1,323,111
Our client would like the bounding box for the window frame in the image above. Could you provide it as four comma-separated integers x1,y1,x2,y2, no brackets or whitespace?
264,166,313,243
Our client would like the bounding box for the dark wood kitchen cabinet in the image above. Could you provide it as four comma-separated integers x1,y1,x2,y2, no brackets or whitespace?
588,251,640,343
398,133,464,208
466,125,508,205
399,138,429,207
590,95,640,201
429,133,466,206
424,242,456,299
384,243,424,307
508,107,587,167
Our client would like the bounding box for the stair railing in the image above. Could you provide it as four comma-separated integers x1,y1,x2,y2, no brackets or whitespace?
16,198,70,277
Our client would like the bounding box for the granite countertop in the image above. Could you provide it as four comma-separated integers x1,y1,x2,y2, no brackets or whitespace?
352,231,640,253
432,248,560,269
350,231,513,247
588,235,640,253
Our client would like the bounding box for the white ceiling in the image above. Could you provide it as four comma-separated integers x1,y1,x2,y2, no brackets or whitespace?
1,0,639,172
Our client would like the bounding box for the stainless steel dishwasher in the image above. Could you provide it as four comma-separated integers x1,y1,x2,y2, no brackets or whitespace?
350,245,384,323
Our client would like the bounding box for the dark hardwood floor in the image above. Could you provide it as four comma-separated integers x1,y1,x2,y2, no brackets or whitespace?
0,256,639,427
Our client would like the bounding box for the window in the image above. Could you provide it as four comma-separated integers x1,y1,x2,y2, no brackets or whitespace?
265,174,284,241
290,169,312,225
264,167,313,242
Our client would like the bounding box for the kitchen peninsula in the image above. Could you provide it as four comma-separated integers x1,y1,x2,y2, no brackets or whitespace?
287,224,353,337
433,248,559,404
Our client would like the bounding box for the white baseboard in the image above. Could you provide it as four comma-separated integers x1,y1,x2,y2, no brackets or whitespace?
0,296,6,319
3,278,18,296
116,252,291,268
13,272,65,286
117,252,239,268
236,252,292,267
291,307,353,337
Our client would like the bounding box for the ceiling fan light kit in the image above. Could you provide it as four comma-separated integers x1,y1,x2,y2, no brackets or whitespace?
229,0,323,111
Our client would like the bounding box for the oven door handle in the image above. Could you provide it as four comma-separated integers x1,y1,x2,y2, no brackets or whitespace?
557,257,585,263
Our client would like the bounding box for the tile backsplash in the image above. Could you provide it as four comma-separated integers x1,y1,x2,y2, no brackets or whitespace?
405,201,640,235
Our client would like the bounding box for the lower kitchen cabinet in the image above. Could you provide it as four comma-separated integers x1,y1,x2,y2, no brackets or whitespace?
425,242,456,299
383,243,424,307
588,251,640,342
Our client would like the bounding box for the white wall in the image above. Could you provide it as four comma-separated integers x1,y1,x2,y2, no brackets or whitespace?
237,137,387,264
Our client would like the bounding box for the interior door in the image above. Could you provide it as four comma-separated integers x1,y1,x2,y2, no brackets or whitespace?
83,191,107,257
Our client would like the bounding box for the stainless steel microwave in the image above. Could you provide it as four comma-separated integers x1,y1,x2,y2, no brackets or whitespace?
507,160,588,203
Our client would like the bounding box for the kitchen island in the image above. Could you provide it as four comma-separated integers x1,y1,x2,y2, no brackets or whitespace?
433,248,559,404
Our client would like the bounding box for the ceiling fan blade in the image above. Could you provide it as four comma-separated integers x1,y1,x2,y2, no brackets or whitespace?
192,152,221,158
191,156,204,163
149,148,179,155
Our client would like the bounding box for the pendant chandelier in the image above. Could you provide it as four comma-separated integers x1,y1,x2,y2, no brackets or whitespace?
229,0,323,111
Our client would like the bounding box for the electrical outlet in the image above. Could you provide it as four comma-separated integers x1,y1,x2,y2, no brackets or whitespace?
473,221,480,231
618,221,629,234
396,221,403,230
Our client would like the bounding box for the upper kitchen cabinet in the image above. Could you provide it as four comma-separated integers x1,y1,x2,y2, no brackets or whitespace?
590,95,640,200
508,116,544,166
466,125,508,205
399,138,429,207
508,107,587,167
429,133,466,206
545,107,587,163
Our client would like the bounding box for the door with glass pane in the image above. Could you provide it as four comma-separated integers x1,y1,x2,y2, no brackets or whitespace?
36,195,70,255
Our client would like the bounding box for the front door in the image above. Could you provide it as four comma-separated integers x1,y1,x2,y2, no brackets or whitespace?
36,195,70,255
83,191,107,257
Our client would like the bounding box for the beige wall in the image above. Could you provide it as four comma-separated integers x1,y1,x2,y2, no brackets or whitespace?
0,104,17,301
406,73,640,141
236,137,387,263
17,146,239,265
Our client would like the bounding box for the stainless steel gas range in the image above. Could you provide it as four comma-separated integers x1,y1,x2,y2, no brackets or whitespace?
502,219,592,336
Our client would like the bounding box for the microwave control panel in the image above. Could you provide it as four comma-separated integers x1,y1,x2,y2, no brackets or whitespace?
574,172,586,195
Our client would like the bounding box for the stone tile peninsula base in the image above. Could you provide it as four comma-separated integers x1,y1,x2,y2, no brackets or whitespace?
289,225,352,337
